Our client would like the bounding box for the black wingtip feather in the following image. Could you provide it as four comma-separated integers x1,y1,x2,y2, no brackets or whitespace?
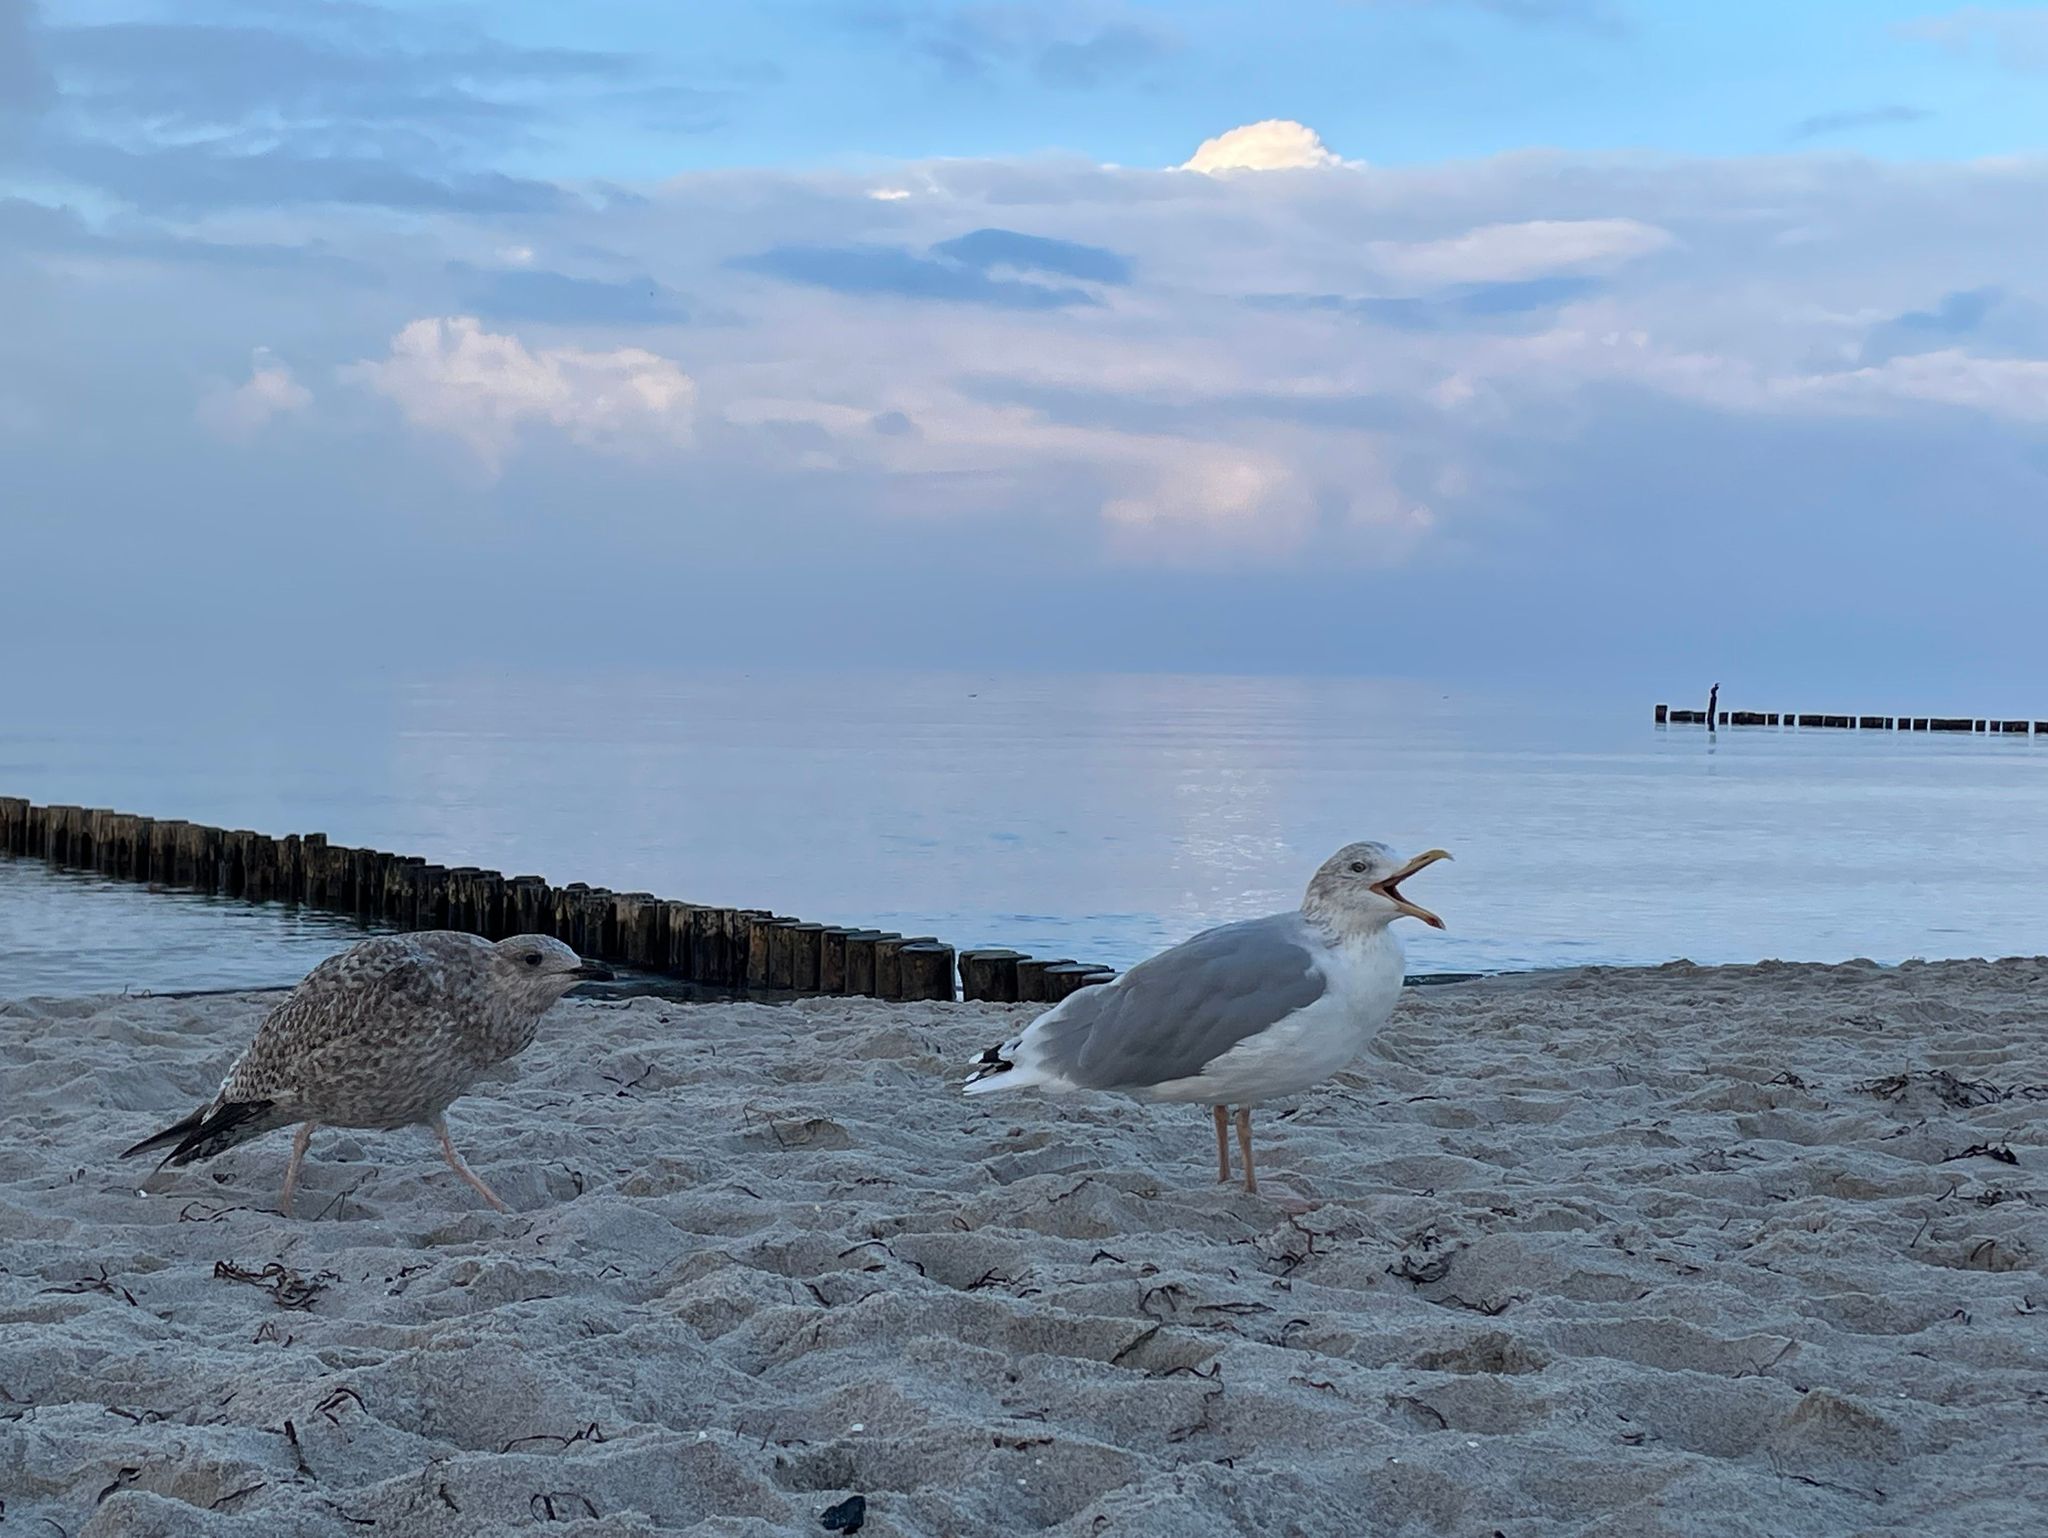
120,1106,208,1161
964,1045,1016,1086
122,1099,279,1167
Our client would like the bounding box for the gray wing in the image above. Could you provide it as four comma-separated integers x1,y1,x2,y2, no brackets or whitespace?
1036,912,1328,1092
225,933,487,1110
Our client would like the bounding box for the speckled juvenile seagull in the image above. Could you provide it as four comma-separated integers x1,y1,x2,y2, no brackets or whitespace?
122,932,611,1216
964,842,1449,1194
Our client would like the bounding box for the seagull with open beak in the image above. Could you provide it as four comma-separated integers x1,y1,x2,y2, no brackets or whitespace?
966,841,1451,1196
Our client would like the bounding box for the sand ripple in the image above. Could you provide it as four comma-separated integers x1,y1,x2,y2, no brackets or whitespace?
2,959,2044,1534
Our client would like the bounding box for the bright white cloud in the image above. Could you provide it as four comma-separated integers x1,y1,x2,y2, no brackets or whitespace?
1370,218,1675,285
196,349,311,440
1179,119,1344,173
1897,6,2048,68
344,317,695,473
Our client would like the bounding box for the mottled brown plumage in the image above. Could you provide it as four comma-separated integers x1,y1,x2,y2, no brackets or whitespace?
123,932,610,1215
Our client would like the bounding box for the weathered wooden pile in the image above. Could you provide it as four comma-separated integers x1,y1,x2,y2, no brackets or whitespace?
1657,707,2047,734
0,797,1116,1005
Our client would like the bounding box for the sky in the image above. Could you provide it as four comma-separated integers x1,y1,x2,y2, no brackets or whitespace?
3,0,2048,694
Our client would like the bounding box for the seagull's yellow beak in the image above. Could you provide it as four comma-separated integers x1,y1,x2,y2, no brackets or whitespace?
1372,848,1451,930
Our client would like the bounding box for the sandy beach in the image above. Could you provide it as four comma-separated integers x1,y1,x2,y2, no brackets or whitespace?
2,959,2043,1536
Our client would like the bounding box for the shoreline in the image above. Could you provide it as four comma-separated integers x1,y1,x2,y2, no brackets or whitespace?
9,951,2048,1009
3,956,2043,1534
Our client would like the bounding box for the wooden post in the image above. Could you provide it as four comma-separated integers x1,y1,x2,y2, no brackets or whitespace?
659,901,693,974
1043,963,1115,1001
505,875,547,936
788,922,825,991
1654,704,1668,724
413,864,447,929
183,824,221,891
819,927,856,992
583,888,619,958
611,892,655,966
876,935,936,1000
766,918,797,989
723,911,757,987
356,851,393,920
688,907,730,985
244,833,278,901
1016,957,1075,1004
214,829,247,897
1858,716,1888,730
898,942,956,1001
45,805,80,863
846,930,894,997
83,810,115,874
959,948,1026,1002
747,915,791,990
0,796,25,854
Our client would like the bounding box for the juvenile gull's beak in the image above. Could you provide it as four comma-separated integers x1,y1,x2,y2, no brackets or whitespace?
572,960,615,982
1373,848,1451,930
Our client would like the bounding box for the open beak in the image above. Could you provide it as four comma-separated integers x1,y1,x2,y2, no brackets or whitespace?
1372,848,1451,930
572,960,615,982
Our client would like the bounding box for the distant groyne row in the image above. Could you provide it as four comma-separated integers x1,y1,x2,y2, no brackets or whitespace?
1657,707,2048,733
0,797,1115,1006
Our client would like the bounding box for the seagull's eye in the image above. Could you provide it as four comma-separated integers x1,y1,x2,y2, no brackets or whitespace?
524,953,543,967
1349,861,1368,874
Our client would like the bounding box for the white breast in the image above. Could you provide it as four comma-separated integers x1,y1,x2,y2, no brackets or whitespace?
1142,926,1407,1105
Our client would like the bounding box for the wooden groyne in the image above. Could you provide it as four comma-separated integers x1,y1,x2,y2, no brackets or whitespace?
0,797,1117,1006
1656,706,2048,734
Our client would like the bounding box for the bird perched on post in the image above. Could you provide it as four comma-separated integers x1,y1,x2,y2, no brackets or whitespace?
122,932,611,1216
964,842,1449,1195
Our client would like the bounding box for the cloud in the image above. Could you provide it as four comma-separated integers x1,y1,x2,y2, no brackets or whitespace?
344,317,695,473
1260,275,1605,332
38,139,578,216
447,262,689,325
1369,218,1674,285
1787,104,1933,140
11,3,736,215
1897,6,2048,69
731,228,1127,308
12,113,2048,679
0,0,51,142
196,349,312,439
1180,120,1344,173
844,2,1180,87
1861,286,2003,364
1360,0,1627,34
1854,286,2048,370
929,228,1131,284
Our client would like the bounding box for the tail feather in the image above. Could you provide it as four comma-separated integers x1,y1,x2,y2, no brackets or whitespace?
121,1099,283,1168
963,1043,1016,1090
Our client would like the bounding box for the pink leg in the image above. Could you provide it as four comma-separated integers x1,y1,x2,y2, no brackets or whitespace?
1234,1106,1258,1196
279,1121,317,1217
1211,1105,1232,1183
432,1116,509,1213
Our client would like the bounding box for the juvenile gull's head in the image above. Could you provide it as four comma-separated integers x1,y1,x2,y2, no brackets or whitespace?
1303,841,1450,934
488,934,613,1008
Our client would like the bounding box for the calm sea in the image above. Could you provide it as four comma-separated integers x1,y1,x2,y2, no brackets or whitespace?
5,668,2047,996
